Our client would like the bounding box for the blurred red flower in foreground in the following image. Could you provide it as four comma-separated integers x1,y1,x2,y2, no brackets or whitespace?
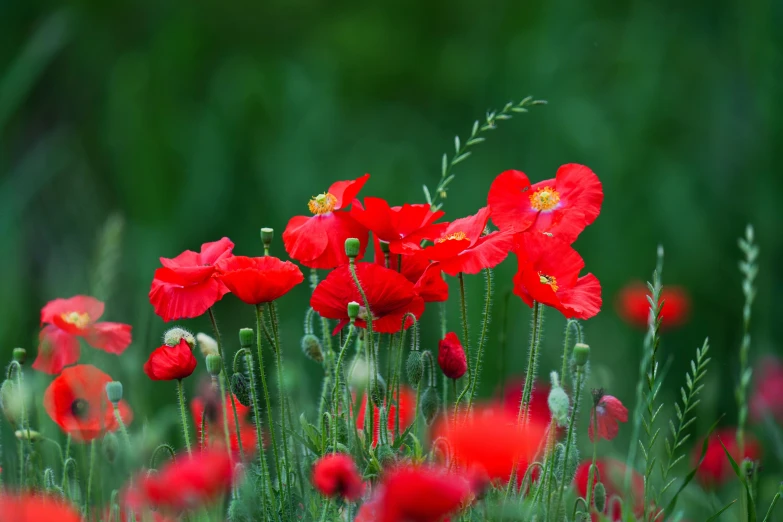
694,428,761,487
488,164,603,243
132,450,236,512
512,232,602,320
283,174,370,269
575,458,644,521
373,237,448,303
589,391,628,442
191,392,258,457
216,255,304,305
438,332,467,380
144,339,197,381
43,364,133,442
751,356,783,423
616,281,690,330
351,197,446,254
149,237,234,322
0,492,81,522
312,453,364,501
502,380,552,426
356,387,416,447
34,295,132,374
311,262,424,334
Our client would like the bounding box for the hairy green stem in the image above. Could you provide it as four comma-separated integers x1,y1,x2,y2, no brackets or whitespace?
86,439,96,508
348,259,375,452
467,268,493,411
255,305,282,496
176,379,192,455
553,366,585,515
518,301,544,425
585,409,600,515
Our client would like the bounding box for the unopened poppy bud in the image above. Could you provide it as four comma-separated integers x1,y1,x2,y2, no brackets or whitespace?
406,351,423,386
0,381,22,426
573,343,590,367
344,238,361,259
230,373,252,407
196,332,219,358
163,327,196,350
348,358,369,390
12,348,26,364
594,482,606,512
300,334,324,363
260,227,274,249
105,381,123,405
206,354,223,376
376,444,396,467
239,328,254,349
548,384,570,428
15,429,41,442
102,432,119,463
370,375,386,407
420,387,440,426
437,332,467,380
378,240,391,254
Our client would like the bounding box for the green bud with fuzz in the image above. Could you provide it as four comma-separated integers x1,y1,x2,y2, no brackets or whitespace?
420,387,440,426
102,432,119,463
105,381,123,405
370,375,386,407
344,238,361,259
196,332,219,358
239,328,254,349
347,301,361,322
0,381,22,426
376,444,396,467
547,382,570,428
12,348,26,364
163,327,196,350
230,373,252,407
406,351,423,387
206,354,223,376
15,429,41,441
573,343,590,367
594,482,607,512
300,334,324,363
260,227,274,249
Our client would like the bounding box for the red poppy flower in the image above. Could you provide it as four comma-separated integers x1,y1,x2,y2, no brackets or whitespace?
191,392,258,457
33,296,132,374
616,281,691,330
143,340,197,381
417,207,514,276
374,465,472,522
438,332,467,380
311,262,424,334
356,387,416,447
215,255,304,305
0,492,81,522
132,449,236,511
751,356,783,423
433,407,547,482
149,237,234,322
351,197,446,254
282,174,370,269
502,380,552,426
512,232,601,320
488,164,603,243
312,453,364,501
694,428,761,487
589,392,628,442
354,495,382,522
43,364,133,442
575,458,644,521
373,236,448,302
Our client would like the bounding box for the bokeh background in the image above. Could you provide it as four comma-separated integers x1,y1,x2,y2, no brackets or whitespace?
1,0,782,510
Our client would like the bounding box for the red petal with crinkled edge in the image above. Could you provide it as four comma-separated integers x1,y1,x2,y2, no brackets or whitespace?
144,339,197,381
352,197,444,245
393,221,450,255
149,269,229,322
283,212,368,269
373,236,448,302
160,237,234,268
0,493,83,522
488,169,535,233
41,295,104,334
553,163,603,229
216,255,304,305
437,230,514,276
85,322,132,355
33,325,81,375
557,274,602,320
328,173,370,210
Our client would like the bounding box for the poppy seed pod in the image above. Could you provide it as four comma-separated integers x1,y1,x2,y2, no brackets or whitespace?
163,327,196,350
105,381,123,404
370,375,387,407
239,328,254,349
406,351,424,387
420,387,440,426
573,343,590,367
594,482,607,512
205,354,223,376
12,348,26,364
230,373,252,407
344,238,361,259
260,227,274,249
347,301,361,322
300,334,324,363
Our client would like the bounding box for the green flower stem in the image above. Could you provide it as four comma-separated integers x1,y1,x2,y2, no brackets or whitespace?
113,405,132,453
458,272,471,383
348,259,375,452
310,269,333,355
467,268,493,411
86,439,96,508
517,301,544,425
255,305,283,498
176,379,193,455
333,325,356,432
217,375,238,458
269,302,294,515
553,366,585,515
585,409,600,515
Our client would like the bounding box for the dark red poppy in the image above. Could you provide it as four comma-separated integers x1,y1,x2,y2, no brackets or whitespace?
43,364,133,442
616,281,691,330
0,492,81,522
373,236,448,303
356,387,416,447
282,174,370,269
488,164,603,243
311,262,424,334
351,197,446,254
191,392,258,457
132,449,236,511
215,255,304,305
33,295,132,374
312,453,364,501
438,332,467,380
512,232,601,320
575,458,644,521
416,207,514,276
374,465,472,522
143,340,197,381
751,356,783,423
589,392,628,442
149,237,234,322
694,428,761,487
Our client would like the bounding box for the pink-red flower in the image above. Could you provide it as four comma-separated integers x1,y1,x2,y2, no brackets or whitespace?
143,339,197,381
488,164,603,243
616,281,691,330
589,391,628,442
356,387,416,447
373,236,448,303
438,332,467,380
0,492,81,522
216,255,304,305
751,356,783,423
192,392,258,457
312,453,364,500
149,238,234,322
33,295,132,374
351,197,446,254
694,428,761,487
512,232,601,320
575,458,644,521
283,174,370,269
311,262,424,334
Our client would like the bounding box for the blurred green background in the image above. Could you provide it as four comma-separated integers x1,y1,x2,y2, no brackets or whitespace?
1,0,782,505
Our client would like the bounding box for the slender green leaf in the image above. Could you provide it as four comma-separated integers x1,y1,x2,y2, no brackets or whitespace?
705,500,737,521
719,439,757,522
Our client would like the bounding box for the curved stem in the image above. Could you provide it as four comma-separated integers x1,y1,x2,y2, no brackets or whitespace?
113,405,132,454
176,380,192,455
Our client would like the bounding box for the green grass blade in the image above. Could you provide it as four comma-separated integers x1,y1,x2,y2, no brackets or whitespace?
706,500,737,521
718,438,757,522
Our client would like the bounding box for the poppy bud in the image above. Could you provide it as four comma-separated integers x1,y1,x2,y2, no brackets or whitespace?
230,373,252,407
196,332,219,358
163,327,196,350
301,334,324,363
15,429,41,441
594,482,606,512
573,343,590,367
0,381,24,426
378,240,391,254
406,351,423,387
370,375,386,407
347,301,361,322
105,381,123,404
12,348,26,364
260,227,274,249
239,328,254,349
206,354,223,376
420,387,440,426
102,432,119,463
548,377,570,428
344,238,361,259
376,443,396,467
348,358,369,390
437,332,467,380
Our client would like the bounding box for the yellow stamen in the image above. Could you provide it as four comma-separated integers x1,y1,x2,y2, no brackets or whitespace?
436,231,469,243
529,186,561,211
308,192,338,215
61,311,90,329
538,272,559,292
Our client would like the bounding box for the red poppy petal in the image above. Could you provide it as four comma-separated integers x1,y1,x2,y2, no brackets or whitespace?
199,237,235,265
372,296,425,333
558,274,602,320
392,222,451,255
444,207,492,246
283,215,329,264
603,396,629,422
350,197,397,241
421,238,471,262
438,230,514,276
85,322,133,355
413,263,449,302
488,169,535,233
329,173,370,209
554,163,603,228
33,326,81,375
41,295,104,325
160,249,201,269
149,276,229,322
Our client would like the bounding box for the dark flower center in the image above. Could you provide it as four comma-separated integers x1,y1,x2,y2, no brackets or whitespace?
70,398,90,419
